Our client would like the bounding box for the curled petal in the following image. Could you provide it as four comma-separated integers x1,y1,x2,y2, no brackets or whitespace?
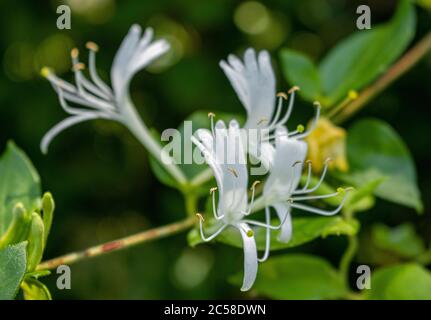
41,113,101,154
237,222,258,292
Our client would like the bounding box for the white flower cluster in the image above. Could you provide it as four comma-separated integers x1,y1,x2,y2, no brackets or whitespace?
193,48,350,291
41,25,351,292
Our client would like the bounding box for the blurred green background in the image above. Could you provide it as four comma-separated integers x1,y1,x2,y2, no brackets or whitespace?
0,0,430,299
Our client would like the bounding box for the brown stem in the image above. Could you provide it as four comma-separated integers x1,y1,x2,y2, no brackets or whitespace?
331,31,431,124
37,216,196,270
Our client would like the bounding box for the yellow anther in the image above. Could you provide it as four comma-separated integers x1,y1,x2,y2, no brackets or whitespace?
257,118,269,125
305,159,312,165
196,213,205,222
227,167,239,178
292,160,302,167
86,41,99,52
288,86,300,94
40,67,51,78
246,230,254,238
345,187,355,192
313,101,322,108
251,180,261,190
336,187,345,193
208,112,215,118
71,48,79,59
276,92,288,100
72,62,85,71
348,90,358,100
210,187,218,194
324,158,333,164
297,124,305,133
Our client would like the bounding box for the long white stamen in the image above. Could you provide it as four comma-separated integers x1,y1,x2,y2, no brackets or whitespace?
257,206,271,262
208,112,215,136
293,158,331,195
290,189,352,216
41,113,102,154
292,101,321,140
86,42,114,98
57,87,85,115
41,67,77,93
210,187,224,220
270,86,299,129
267,93,285,129
292,190,340,202
196,214,228,242
244,180,260,216
243,206,290,230
300,160,312,191
71,49,115,111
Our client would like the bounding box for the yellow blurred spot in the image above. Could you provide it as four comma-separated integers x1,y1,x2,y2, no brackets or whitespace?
234,2,270,35
65,0,115,24
34,34,74,75
305,118,349,173
348,90,358,100
246,230,254,238
297,124,305,133
40,67,51,78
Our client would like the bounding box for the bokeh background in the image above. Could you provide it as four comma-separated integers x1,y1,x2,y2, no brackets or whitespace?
0,0,430,299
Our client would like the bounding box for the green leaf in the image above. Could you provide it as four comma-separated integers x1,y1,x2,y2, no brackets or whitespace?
0,242,27,300
372,223,425,259
230,254,345,299
188,216,358,250
279,49,321,101
366,264,431,299
0,141,41,236
343,177,385,214
21,278,52,300
319,0,415,105
346,118,423,212
148,156,179,189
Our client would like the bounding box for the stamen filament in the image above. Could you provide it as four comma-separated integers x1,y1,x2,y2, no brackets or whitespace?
257,206,271,262
86,42,114,98
197,214,227,242
210,187,224,220
290,189,352,216
292,101,321,139
293,158,331,195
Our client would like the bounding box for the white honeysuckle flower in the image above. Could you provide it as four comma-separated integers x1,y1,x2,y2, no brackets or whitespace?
260,127,352,244
192,119,288,291
40,24,187,184
219,48,320,168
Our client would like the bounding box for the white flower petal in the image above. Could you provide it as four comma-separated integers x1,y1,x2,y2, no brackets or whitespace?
110,25,170,107
237,222,258,292
272,202,292,243
264,133,307,198
220,48,276,130
111,24,142,95
41,113,101,154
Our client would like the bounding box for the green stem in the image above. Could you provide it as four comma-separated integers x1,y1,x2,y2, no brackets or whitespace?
37,216,195,270
330,31,431,124
185,192,198,216
339,235,359,289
